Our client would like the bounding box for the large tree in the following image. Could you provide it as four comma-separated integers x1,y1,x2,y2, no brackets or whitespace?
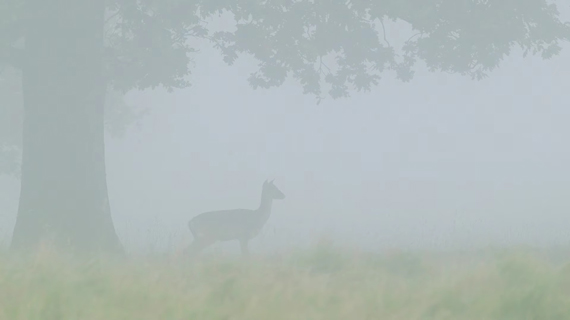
0,0,568,254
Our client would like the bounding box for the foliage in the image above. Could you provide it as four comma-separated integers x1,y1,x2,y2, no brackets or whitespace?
3,0,568,99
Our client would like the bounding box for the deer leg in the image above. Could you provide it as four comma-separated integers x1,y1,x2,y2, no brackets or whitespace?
239,238,250,258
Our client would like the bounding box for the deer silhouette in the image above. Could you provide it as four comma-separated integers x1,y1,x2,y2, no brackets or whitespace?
184,179,285,257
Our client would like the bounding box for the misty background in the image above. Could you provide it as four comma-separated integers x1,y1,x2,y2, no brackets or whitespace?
1,9,569,254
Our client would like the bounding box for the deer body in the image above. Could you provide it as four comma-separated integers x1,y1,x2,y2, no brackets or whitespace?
185,180,285,257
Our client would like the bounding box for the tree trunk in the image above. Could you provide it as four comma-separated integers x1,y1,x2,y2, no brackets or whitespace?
10,0,123,255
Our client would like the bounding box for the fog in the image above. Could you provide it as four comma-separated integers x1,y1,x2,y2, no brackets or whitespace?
1,7,570,255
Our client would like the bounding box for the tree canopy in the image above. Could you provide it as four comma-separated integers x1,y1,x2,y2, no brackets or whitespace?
1,0,568,125
101,0,570,96
0,0,567,176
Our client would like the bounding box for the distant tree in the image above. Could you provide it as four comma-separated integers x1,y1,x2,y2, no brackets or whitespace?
0,0,568,254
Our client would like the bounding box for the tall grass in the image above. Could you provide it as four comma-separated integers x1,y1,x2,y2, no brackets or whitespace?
1,242,570,319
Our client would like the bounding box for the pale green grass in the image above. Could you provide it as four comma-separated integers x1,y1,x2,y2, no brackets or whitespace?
1,243,570,320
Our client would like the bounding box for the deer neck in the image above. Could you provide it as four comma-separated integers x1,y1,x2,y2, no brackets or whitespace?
257,191,273,219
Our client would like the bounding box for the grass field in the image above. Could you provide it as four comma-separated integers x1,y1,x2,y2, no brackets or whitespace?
1,241,570,320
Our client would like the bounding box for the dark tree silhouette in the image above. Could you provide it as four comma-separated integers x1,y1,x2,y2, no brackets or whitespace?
0,0,568,254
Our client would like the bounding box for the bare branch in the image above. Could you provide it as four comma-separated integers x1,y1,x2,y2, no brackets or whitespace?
379,18,391,47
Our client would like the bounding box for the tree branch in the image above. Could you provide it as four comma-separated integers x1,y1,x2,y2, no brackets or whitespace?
379,18,391,47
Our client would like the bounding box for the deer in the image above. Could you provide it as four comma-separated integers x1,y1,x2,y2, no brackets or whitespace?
184,179,285,257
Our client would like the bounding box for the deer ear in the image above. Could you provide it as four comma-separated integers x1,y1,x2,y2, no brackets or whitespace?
269,179,275,184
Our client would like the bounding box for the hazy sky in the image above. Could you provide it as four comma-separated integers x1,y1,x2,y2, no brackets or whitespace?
1,10,570,253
